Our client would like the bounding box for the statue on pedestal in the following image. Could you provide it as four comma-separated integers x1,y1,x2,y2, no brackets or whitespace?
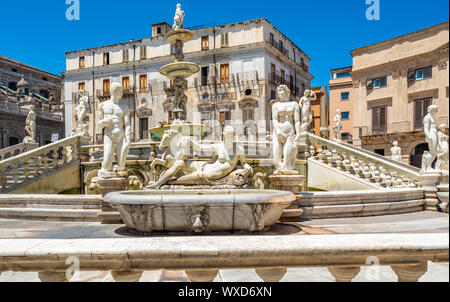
422,105,439,173
23,110,36,143
172,3,185,30
391,141,402,162
332,109,342,143
271,85,301,174
436,124,449,172
98,83,131,179
75,96,89,136
299,90,316,134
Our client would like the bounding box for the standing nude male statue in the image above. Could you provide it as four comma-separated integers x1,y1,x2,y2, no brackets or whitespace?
391,141,402,162
422,105,439,172
271,85,301,174
98,82,132,179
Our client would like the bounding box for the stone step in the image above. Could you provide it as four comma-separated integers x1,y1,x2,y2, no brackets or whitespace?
0,207,102,222
300,200,425,219
280,208,304,222
0,195,102,210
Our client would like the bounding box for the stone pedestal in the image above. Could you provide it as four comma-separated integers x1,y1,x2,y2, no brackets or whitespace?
270,173,305,194
419,172,442,211
97,177,128,224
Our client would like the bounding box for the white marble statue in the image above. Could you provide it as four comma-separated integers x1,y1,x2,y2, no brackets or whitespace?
299,90,316,134
422,105,439,173
436,124,449,172
76,96,89,136
98,82,132,179
391,141,402,162
172,3,185,30
272,85,301,174
148,126,253,189
23,110,36,143
333,109,342,143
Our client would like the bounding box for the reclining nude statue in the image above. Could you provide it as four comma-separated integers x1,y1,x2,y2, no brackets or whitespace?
148,126,253,189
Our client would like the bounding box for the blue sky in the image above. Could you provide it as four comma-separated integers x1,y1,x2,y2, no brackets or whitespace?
0,0,448,87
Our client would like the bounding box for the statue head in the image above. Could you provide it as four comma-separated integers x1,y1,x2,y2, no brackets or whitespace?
304,90,311,97
438,124,447,132
393,141,399,147
428,105,439,115
110,82,123,101
277,85,290,102
177,3,182,8
336,109,341,114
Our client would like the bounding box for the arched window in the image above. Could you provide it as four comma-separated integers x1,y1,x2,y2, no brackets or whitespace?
39,90,50,99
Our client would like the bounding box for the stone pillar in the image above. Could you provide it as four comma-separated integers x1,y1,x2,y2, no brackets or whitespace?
269,174,305,194
79,136,91,162
327,266,361,282
419,173,442,211
391,262,428,282
185,269,219,282
97,177,128,224
255,267,287,282
111,270,143,282
38,271,69,282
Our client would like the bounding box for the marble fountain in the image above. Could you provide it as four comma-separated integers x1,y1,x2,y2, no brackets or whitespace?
102,4,297,235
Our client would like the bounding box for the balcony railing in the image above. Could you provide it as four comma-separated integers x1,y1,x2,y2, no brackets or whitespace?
0,100,62,122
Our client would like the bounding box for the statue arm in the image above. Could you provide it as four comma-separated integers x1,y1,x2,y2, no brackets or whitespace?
294,104,301,136
98,104,107,129
238,146,253,173
272,105,279,136
423,118,430,139
189,138,216,153
123,108,132,145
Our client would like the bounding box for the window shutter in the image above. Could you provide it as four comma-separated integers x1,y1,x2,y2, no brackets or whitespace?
407,69,416,82
367,79,373,90
423,66,432,79
380,107,386,131
372,107,377,132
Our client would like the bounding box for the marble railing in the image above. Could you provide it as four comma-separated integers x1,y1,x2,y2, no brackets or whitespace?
306,134,438,189
0,234,447,282
0,143,38,161
0,136,85,193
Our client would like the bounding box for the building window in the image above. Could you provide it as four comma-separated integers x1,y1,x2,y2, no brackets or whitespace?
123,49,129,62
375,149,385,156
280,69,285,85
201,67,209,86
414,66,432,81
103,79,110,94
103,53,110,66
140,46,147,60
341,92,349,101
269,33,275,46
122,77,130,92
414,98,432,131
370,76,387,89
335,72,351,79
201,112,211,123
271,90,276,100
219,111,231,125
79,56,85,69
341,112,350,120
221,33,229,48
201,36,209,51
243,107,255,122
157,26,162,35
139,118,149,140
78,82,85,92
8,82,17,91
289,75,294,91
220,64,230,84
279,40,284,53
372,106,387,135
140,75,148,93
342,133,350,141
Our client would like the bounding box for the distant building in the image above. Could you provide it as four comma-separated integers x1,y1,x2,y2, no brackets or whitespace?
328,66,353,143
63,19,313,143
351,21,449,168
0,55,63,148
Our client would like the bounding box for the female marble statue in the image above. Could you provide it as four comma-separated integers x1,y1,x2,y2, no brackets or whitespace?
24,110,36,143
173,3,185,30
436,124,449,172
271,85,301,173
333,109,342,143
299,90,316,134
391,141,402,162
148,126,253,188
422,105,439,172
98,83,132,179
76,96,88,135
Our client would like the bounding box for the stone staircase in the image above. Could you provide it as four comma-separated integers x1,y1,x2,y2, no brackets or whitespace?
0,136,88,194
0,195,102,222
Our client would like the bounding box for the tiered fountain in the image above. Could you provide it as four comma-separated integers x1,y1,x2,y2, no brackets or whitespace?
105,5,296,235
148,5,206,140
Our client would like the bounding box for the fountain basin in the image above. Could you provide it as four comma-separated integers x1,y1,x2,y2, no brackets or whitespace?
165,29,195,44
159,62,200,80
105,190,296,234
149,124,209,141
